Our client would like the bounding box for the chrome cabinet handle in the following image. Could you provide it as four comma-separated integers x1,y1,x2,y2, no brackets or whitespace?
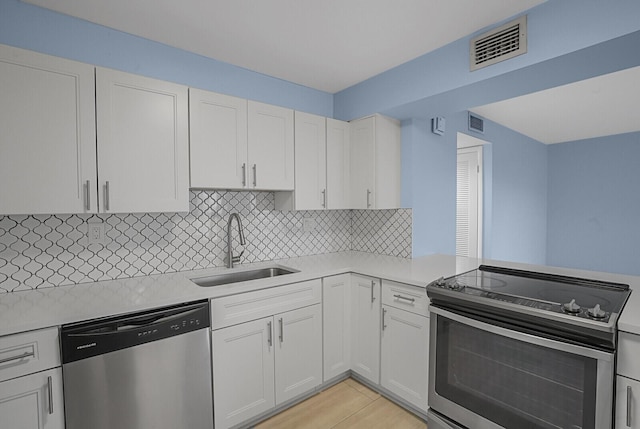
279,318,283,343
382,308,387,331
252,164,257,187
242,163,246,187
394,294,416,304
84,180,91,211
366,189,372,208
370,280,376,303
47,375,53,414
628,385,633,427
104,181,110,211
0,350,35,365
322,189,326,208
267,321,272,347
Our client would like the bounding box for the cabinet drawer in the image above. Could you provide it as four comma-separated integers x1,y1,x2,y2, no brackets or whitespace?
0,327,60,382
616,375,640,429
619,332,640,381
382,280,429,316
211,279,322,329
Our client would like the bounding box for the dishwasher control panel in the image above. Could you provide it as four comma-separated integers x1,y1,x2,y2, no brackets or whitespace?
61,300,210,363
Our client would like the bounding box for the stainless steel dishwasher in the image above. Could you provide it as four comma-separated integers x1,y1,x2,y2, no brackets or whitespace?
61,300,213,429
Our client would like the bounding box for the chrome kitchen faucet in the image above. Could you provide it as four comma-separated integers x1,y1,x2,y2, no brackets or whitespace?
226,213,246,268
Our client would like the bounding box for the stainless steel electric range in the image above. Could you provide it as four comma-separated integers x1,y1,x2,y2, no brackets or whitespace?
427,265,631,429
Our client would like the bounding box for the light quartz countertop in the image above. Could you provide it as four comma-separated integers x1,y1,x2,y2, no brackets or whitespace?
1,251,639,338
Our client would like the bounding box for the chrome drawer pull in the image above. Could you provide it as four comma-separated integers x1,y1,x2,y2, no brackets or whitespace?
382,308,387,331
84,180,91,211
104,181,110,211
267,321,272,347
0,350,35,365
279,318,284,343
371,280,376,303
628,385,633,427
47,375,54,414
393,294,416,304
366,189,372,208
241,163,247,187
252,164,257,187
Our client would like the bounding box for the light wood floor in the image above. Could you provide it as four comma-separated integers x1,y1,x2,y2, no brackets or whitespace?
255,378,427,429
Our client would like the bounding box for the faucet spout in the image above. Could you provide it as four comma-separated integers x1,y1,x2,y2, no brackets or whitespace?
226,213,246,268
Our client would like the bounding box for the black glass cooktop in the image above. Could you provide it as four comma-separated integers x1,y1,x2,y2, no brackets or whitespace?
429,265,631,324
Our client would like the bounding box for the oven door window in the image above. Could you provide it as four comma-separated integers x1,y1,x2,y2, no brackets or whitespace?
435,317,598,429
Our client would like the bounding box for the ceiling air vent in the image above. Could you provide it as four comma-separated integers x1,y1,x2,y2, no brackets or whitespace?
470,15,527,71
468,113,484,134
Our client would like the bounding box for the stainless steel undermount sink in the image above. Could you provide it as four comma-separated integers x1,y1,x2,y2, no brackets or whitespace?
191,266,299,287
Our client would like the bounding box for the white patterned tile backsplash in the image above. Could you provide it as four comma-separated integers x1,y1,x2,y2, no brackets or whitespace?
0,190,411,292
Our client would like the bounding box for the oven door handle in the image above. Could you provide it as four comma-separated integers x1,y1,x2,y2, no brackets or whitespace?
430,306,613,361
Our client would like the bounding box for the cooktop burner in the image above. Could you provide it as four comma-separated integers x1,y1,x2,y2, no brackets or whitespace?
427,265,631,343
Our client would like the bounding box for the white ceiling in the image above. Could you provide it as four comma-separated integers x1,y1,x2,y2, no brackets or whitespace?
22,0,545,93
470,66,640,144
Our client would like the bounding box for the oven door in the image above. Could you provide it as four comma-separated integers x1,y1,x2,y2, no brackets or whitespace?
429,306,614,429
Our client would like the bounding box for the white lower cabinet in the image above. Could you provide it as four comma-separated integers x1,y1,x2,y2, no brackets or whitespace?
380,305,430,413
0,368,65,429
350,274,381,384
212,302,322,429
212,316,275,429
0,327,64,429
322,274,351,381
617,332,640,428
274,305,323,404
616,375,640,429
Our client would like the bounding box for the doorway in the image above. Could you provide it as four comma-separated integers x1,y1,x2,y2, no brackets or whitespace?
456,133,486,258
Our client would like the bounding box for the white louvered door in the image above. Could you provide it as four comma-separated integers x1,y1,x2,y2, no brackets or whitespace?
456,146,482,258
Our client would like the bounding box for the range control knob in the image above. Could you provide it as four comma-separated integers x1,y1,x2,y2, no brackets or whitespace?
588,304,606,319
563,299,581,313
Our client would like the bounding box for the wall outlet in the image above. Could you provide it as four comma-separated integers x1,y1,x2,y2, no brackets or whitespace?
87,221,105,245
303,217,317,232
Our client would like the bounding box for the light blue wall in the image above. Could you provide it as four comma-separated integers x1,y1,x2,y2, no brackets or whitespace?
334,0,640,121
401,118,456,257
403,112,547,264
0,0,333,116
484,119,548,265
547,132,640,275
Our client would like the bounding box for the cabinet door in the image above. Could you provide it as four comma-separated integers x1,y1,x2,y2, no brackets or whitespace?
189,89,248,189
381,305,430,413
326,118,351,209
96,67,189,213
616,375,640,429
350,116,376,209
212,317,275,429
373,114,401,209
0,368,64,429
293,111,326,210
247,101,294,190
0,45,97,215
274,304,322,405
323,274,351,381
351,274,381,384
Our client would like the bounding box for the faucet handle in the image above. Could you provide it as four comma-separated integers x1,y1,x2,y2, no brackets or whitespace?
231,249,244,263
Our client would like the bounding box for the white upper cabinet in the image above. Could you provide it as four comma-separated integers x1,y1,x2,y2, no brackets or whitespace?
247,100,294,190
326,118,351,209
0,44,97,215
350,114,401,209
189,89,248,189
96,67,189,213
293,111,327,210
275,114,350,211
